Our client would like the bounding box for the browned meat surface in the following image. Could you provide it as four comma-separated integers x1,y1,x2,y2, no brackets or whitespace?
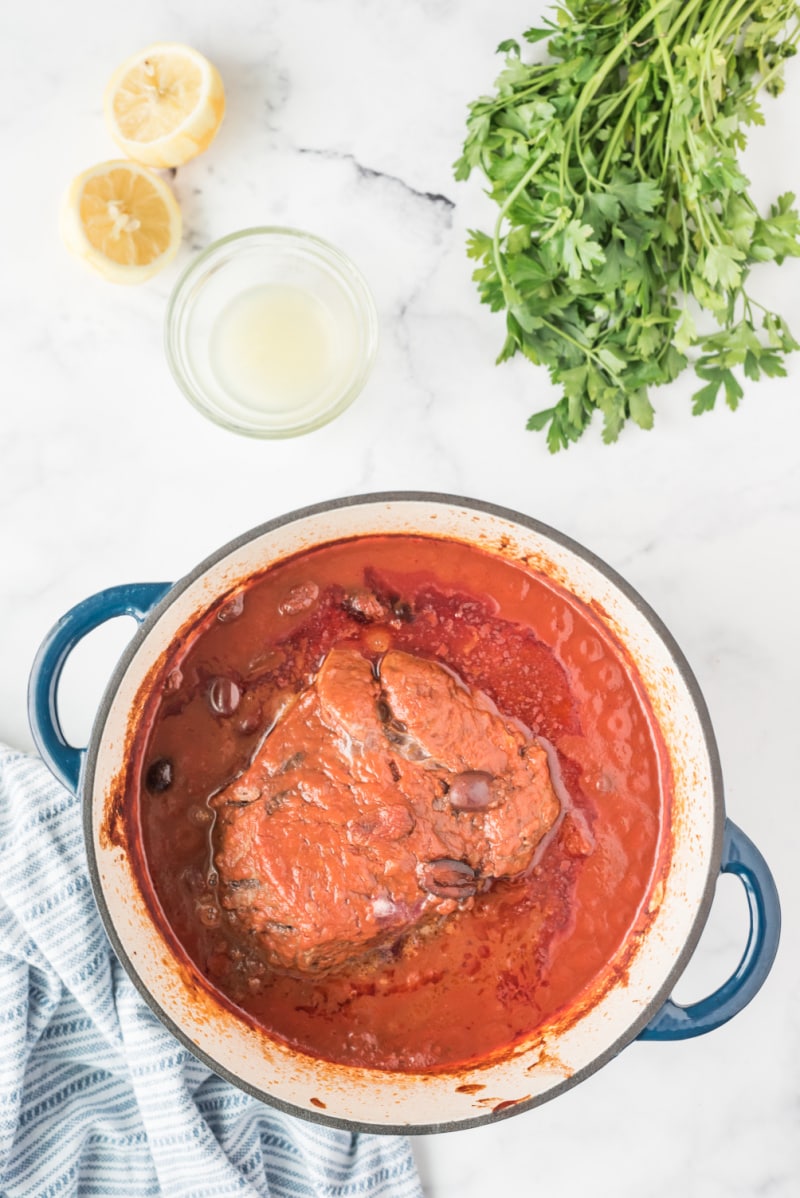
211,648,560,973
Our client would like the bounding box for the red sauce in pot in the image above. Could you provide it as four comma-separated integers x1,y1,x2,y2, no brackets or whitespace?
128,534,670,1072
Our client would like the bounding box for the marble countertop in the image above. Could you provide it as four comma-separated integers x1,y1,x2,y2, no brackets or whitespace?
2,1,798,1194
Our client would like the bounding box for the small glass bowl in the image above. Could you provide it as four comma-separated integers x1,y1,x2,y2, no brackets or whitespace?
164,227,379,438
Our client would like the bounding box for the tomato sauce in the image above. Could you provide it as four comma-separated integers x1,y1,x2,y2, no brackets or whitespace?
129,535,670,1072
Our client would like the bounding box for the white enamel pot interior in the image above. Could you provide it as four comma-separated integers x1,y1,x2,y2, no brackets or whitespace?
75,494,724,1130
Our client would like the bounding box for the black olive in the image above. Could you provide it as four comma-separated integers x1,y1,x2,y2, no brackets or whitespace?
217,593,244,623
208,676,241,717
391,600,414,623
418,858,478,899
145,757,173,793
447,771,496,812
383,728,407,746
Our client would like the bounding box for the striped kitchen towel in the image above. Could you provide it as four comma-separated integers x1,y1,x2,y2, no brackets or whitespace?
0,745,424,1198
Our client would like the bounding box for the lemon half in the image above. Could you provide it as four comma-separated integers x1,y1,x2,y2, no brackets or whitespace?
104,42,225,168
61,160,182,283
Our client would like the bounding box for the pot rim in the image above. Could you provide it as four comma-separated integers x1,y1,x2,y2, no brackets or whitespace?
81,490,725,1134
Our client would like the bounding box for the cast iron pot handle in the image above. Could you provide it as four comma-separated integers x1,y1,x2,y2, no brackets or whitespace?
27,583,173,795
639,819,780,1040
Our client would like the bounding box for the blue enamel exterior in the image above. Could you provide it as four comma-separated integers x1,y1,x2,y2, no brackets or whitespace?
639,818,781,1040
27,582,172,794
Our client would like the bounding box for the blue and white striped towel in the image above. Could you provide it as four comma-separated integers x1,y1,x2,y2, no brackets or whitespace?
0,744,424,1198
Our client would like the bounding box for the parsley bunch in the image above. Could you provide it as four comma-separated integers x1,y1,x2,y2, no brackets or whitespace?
454,0,800,450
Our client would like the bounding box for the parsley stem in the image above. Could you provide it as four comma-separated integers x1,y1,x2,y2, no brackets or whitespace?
563,0,681,189
633,108,645,176
491,145,553,292
598,79,647,183
582,78,638,146
708,0,756,49
677,147,714,250
568,0,678,127
536,317,625,386
665,0,707,46
746,295,772,317
652,9,679,102
700,0,758,138
480,64,573,119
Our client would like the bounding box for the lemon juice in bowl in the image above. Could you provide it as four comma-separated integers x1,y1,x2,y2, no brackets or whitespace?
165,227,378,438
209,282,361,423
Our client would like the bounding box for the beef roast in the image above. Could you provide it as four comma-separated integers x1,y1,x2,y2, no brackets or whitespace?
211,647,560,973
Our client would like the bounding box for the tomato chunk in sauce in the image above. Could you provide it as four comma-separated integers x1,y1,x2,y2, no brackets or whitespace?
129,535,670,1073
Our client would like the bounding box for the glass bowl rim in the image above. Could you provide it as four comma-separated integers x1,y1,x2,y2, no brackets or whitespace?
164,225,379,439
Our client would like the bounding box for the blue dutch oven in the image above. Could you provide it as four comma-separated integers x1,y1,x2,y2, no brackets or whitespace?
28,493,780,1132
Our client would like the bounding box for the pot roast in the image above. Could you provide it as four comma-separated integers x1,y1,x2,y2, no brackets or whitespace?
212,647,560,973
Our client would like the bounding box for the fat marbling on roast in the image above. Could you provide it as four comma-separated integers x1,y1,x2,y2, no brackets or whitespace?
211,647,561,973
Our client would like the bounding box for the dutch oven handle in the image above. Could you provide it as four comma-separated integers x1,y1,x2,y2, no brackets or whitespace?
27,583,173,795
639,819,780,1040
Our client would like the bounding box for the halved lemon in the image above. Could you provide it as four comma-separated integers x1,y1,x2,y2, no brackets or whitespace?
60,160,182,283
104,43,225,169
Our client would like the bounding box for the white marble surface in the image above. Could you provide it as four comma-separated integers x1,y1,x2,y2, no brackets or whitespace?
2,0,799,1193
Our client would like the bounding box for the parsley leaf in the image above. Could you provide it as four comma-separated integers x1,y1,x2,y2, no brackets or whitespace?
454,0,800,450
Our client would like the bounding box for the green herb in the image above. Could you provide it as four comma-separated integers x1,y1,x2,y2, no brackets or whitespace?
454,0,800,451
